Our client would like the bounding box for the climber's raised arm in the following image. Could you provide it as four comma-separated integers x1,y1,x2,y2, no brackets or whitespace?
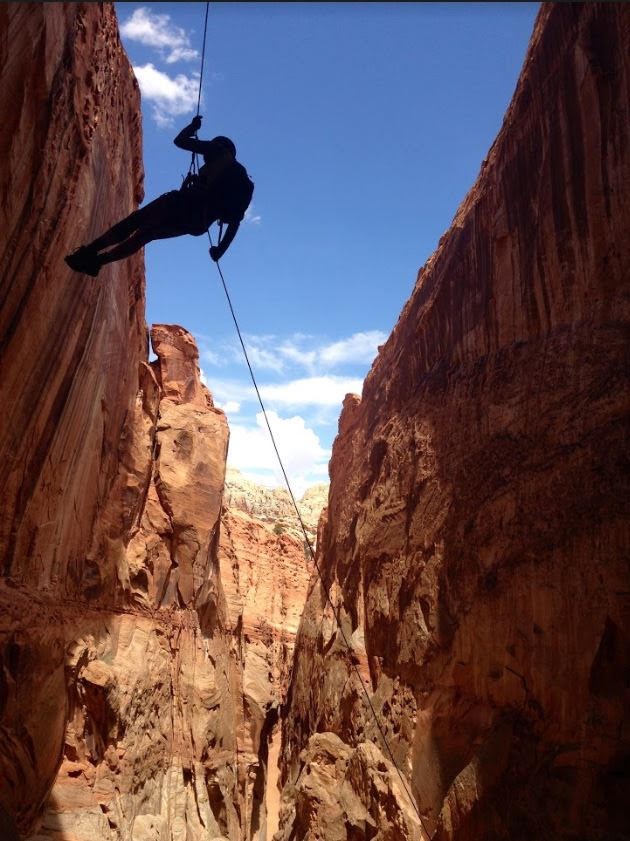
174,115,213,155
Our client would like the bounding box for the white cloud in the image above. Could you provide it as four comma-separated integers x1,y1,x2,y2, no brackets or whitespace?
121,8,199,64
208,379,256,405
319,330,387,367
227,411,330,495
247,345,285,374
219,400,241,414
201,330,385,377
260,376,363,408
209,375,361,410
201,348,223,366
277,331,386,373
244,205,262,225
132,63,199,127
278,343,316,370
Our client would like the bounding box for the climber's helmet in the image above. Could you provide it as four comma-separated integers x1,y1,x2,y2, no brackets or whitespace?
205,136,236,164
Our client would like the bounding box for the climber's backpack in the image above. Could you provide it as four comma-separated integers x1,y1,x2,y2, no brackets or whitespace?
215,162,254,224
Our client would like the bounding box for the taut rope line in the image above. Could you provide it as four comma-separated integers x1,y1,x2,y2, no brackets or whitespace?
194,4,432,835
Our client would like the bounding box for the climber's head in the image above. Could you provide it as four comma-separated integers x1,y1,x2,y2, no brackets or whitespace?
205,136,236,164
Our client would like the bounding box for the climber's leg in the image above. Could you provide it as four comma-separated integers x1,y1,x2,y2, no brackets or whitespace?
89,192,179,253
65,192,183,275
98,219,188,266
87,211,142,253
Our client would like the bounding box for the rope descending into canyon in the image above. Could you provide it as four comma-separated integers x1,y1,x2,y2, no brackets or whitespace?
209,234,433,840
195,5,431,835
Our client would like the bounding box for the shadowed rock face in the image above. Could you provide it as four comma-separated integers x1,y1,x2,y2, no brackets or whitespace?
0,5,311,839
277,5,630,840
0,2,146,828
2,3,629,839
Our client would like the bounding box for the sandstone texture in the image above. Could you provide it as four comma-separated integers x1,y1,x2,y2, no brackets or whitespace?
224,468,328,548
275,733,422,841
218,506,312,839
8,315,311,841
3,317,239,841
0,5,312,839
278,5,630,841
0,2,146,829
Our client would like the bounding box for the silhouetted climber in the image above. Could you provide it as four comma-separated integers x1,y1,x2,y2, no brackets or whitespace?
65,115,253,276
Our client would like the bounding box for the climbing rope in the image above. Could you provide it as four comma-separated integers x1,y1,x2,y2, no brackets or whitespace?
209,235,433,841
196,2,210,117
195,5,432,837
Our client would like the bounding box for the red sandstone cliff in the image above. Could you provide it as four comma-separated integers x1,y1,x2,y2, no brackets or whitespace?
0,3,146,829
0,5,311,839
277,5,630,840
224,467,328,547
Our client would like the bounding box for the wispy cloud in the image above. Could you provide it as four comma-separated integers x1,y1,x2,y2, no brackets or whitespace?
200,330,386,376
261,376,363,408
218,400,241,414
201,348,225,366
244,205,262,225
209,375,362,410
132,63,199,128
120,8,199,64
319,331,386,367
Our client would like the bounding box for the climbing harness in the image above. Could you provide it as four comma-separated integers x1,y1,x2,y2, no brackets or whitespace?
193,6,433,837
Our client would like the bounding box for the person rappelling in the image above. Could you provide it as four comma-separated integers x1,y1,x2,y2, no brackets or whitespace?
65,115,254,277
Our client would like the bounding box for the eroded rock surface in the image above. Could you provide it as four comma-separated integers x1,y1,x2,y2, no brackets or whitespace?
10,317,312,841
275,733,422,841
278,5,630,840
218,503,312,838
8,320,238,841
225,468,328,548
0,5,310,838
0,3,146,830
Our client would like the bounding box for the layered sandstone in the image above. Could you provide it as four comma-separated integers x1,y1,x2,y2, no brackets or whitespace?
218,506,312,838
278,5,630,840
224,468,328,548
25,323,243,841
0,5,309,838
0,3,146,830
10,312,311,840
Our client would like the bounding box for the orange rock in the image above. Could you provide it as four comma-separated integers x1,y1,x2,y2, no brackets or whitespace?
151,323,214,409
0,4,309,835
278,5,630,840
0,2,146,829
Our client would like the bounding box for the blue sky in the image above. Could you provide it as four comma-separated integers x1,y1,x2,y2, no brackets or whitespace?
115,1,539,494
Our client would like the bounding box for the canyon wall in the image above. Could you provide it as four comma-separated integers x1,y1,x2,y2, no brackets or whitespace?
277,5,630,840
0,3,146,831
225,468,327,548
0,5,312,839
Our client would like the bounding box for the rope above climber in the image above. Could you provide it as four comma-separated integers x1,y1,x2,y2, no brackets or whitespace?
64,115,254,277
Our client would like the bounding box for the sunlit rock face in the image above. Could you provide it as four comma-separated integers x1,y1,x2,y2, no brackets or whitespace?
224,467,328,548
218,506,313,839
0,4,312,838
7,313,311,841
0,2,146,830
277,5,630,840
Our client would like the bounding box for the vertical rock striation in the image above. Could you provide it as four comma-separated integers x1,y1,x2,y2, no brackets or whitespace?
13,318,311,841
277,5,630,840
224,468,328,548
0,5,312,838
0,3,146,830
29,323,241,841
